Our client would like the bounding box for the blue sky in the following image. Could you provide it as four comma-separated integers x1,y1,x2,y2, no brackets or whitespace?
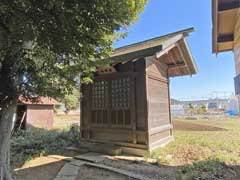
114,0,235,100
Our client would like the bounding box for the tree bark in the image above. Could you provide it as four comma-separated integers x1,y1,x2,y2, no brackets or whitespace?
0,100,16,180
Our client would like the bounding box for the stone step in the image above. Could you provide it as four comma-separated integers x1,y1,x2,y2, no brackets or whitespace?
91,144,122,155
74,152,106,163
78,141,123,156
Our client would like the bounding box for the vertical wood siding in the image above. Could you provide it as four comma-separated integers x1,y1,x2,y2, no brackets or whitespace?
146,58,172,149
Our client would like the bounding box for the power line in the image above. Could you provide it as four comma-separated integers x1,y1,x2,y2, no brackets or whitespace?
174,91,234,102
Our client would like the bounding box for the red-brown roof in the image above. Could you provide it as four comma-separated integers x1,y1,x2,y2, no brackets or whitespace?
18,96,58,105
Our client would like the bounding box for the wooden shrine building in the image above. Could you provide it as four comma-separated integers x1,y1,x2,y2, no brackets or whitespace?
80,28,198,155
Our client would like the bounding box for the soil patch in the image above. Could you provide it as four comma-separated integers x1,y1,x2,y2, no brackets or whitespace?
13,156,66,180
99,158,178,180
76,165,136,180
173,120,226,131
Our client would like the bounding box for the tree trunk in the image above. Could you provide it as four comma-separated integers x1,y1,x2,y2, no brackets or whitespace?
0,100,16,180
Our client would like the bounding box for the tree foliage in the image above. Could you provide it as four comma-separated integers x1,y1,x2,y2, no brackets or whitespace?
196,105,207,115
0,1,147,179
0,0,147,106
62,88,80,114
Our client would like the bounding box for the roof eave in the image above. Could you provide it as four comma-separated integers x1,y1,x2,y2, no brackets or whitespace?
212,0,239,53
212,0,218,53
183,38,198,75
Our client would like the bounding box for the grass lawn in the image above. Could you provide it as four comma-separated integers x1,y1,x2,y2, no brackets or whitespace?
53,114,80,129
152,117,240,179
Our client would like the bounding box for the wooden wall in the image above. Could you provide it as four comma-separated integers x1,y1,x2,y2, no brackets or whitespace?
145,57,172,149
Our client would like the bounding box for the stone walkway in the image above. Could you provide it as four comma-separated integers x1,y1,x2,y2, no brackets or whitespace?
54,152,154,180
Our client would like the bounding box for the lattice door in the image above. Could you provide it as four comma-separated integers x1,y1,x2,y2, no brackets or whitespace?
110,77,131,127
91,80,108,125
90,75,133,128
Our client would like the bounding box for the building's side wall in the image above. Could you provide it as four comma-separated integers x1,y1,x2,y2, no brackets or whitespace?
234,9,240,101
234,9,240,75
80,60,149,149
145,57,173,149
26,105,54,129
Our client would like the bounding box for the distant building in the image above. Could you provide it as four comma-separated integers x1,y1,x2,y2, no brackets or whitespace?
172,99,229,109
171,98,230,116
15,97,58,130
171,104,185,116
226,96,240,115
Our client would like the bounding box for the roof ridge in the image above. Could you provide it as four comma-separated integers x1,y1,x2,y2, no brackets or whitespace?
114,27,194,51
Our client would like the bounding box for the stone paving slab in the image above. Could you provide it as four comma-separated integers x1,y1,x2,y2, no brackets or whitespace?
65,146,90,153
55,153,153,180
69,159,86,167
74,152,106,163
54,164,80,180
54,177,76,180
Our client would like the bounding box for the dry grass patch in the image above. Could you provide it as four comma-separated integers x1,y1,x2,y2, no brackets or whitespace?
53,114,80,129
152,117,240,179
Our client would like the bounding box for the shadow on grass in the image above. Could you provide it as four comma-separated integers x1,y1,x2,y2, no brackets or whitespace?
178,159,240,180
101,157,240,180
13,155,240,180
10,125,239,180
13,159,66,180
173,121,226,132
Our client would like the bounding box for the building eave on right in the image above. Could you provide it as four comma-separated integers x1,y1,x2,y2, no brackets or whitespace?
212,0,240,53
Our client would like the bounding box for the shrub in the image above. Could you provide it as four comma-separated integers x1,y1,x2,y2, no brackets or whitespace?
11,125,80,165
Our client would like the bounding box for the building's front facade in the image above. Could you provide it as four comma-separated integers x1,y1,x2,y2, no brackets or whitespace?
212,0,240,95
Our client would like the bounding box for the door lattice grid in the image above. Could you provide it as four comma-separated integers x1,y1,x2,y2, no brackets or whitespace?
90,76,132,128
111,77,130,108
92,81,108,109
91,81,108,125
